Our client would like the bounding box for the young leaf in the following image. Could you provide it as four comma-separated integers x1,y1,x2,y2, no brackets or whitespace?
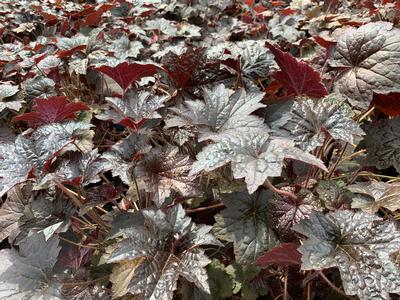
272,96,364,151
0,232,62,299
102,132,150,185
161,47,204,89
293,210,400,300
106,204,221,300
12,96,90,128
135,146,199,207
329,21,400,109
256,243,301,267
96,62,158,91
206,259,233,299
167,84,267,141
266,189,320,240
213,190,279,265
207,40,274,80
161,47,224,90
365,117,400,173
265,41,328,98
190,133,327,194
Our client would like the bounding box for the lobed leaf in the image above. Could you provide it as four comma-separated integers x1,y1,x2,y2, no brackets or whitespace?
348,181,400,213
106,204,220,299
213,190,279,265
12,96,90,128
96,62,158,91
294,210,400,300
365,117,400,173
190,133,327,194
0,232,61,299
329,21,400,109
265,41,328,98
135,146,199,207
167,83,267,141
97,90,167,129
272,96,364,151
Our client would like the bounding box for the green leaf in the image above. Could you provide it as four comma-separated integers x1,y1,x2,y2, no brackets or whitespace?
206,259,233,299
213,190,279,265
226,263,265,300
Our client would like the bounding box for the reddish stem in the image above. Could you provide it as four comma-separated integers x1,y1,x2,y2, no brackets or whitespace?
264,178,298,200
186,203,225,214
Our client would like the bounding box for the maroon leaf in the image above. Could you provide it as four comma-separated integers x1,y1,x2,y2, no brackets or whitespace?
162,48,204,89
265,42,328,98
96,62,158,91
12,96,90,128
80,184,120,214
56,45,87,58
61,229,99,269
161,47,225,90
372,92,400,116
118,118,147,131
61,244,93,269
256,243,302,266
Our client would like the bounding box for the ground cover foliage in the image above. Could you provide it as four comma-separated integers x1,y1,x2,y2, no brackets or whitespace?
1,0,400,299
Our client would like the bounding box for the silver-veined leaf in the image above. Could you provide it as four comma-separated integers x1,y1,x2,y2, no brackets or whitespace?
294,210,400,300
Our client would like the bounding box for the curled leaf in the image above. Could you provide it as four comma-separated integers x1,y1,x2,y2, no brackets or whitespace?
96,62,158,91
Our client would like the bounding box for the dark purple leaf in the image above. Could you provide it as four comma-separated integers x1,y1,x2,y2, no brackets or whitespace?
256,243,301,266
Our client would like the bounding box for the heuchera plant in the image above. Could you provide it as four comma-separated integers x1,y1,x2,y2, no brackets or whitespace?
1,0,400,299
